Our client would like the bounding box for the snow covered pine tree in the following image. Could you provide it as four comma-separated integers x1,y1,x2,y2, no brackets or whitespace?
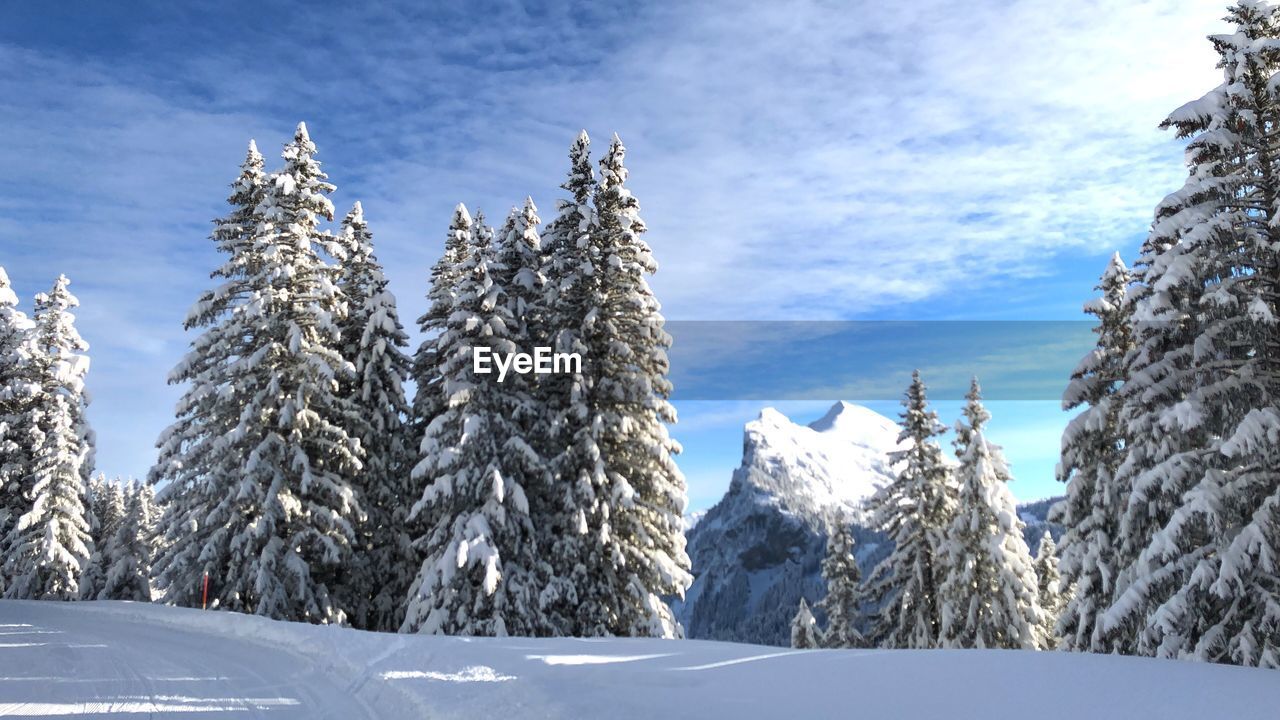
80,474,124,600
536,131,601,636
405,198,474,599
571,134,691,637
2,276,95,600
1034,532,1063,650
332,202,414,632
0,266,37,594
151,140,267,612
153,125,363,623
1102,2,1280,667
863,371,955,648
401,204,547,637
1055,254,1132,653
938,378,1042,650
791,598,822,649
817,512,865,648
100,480,156,602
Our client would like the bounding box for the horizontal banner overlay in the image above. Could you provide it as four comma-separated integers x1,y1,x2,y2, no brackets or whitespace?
663,321,1102,401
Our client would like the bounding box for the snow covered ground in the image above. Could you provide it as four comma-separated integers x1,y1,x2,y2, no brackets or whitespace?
1,600,1276,719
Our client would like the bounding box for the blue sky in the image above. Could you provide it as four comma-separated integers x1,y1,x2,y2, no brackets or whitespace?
0,0,1230,510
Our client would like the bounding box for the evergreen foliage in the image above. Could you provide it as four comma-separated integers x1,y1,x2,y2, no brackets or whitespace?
80,474,124,599
536,131,601,635
817,513,864,649
101,480,156,602
332,202,414,632
938,379,1041,650
402,204,547,637
1054,254,1133,652
791,598,821,649
2,276,94,600
1034,532,1063,650
864,371,955,648
152,126,362,623
0,267,37,594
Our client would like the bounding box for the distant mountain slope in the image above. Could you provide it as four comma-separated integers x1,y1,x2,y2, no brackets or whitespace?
675,402,901,645
677,402,1064,646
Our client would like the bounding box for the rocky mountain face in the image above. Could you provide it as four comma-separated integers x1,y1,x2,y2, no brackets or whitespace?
673,402,902,646
675,402,1063,647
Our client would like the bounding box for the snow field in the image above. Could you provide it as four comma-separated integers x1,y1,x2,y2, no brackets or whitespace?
1,600,1277,719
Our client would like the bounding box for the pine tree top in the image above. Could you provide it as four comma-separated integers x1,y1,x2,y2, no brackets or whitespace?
1102,252,1127,283
1037,531,1057,558
0,266,16,308
232,143,266,198
960,377,990,434
271,122,335,220
472,209,495,252
35,274,77,312
897,370,947,444
338,202,376,265
599,134,628,190
33,275,88,357
1085,254,1130,318
242,139,264,171
563,131,594,203
453,203,473,229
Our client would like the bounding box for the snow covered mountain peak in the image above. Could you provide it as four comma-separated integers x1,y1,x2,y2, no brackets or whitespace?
806,401,900,445
736,402,900,518
677,402,902,645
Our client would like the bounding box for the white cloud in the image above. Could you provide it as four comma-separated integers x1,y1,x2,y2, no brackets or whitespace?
0,0,1231,481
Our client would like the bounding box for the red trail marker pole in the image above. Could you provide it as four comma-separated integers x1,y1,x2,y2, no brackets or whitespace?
201,571,209,610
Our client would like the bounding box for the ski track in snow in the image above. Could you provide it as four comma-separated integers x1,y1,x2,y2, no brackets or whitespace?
3,600,1280,719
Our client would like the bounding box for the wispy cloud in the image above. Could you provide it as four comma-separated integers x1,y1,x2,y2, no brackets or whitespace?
0,0,1228,482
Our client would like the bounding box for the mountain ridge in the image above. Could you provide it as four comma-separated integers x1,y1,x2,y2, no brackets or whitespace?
677,401,1062,646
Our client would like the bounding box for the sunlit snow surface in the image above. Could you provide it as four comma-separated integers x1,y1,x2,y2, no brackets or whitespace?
1,600,1278,719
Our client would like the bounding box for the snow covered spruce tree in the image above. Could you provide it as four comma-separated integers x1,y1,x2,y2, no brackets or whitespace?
80,474,125,600
864,370,955,648
564,134,692,637
938,378,1042,650
1104,3,1280,667
0,266,37,592
408,202,471,490
2,276,95,600
1100,216,1205,656
791,598,821,649
1054,254,1133,653
495,198,546,346
401,204,548,637
153,125,363,623
535,131,601,635
151,140,267,611
818,512,865,648
100,480,155,602
332,202,413,632
1034,532,1063,650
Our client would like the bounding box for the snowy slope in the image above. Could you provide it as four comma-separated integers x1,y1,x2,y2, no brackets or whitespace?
1,600,1276,719
677,402,902,645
